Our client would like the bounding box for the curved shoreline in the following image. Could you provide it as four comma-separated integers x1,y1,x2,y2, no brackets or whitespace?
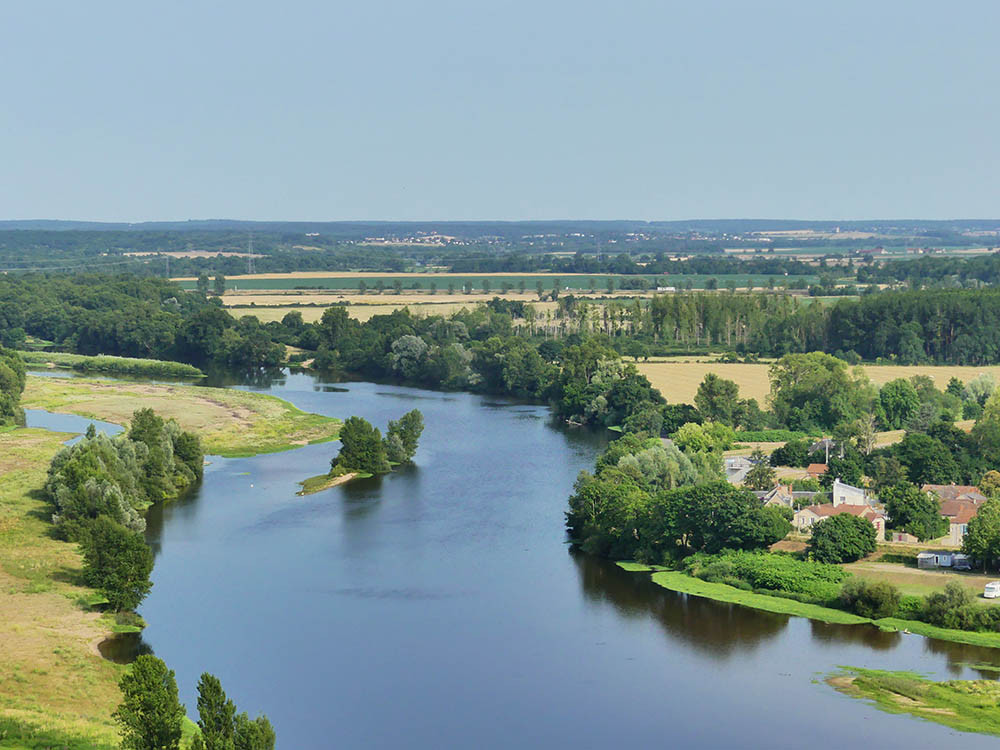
618,562,1000,649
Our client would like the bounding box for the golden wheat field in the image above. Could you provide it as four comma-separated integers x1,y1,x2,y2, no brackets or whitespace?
636,362,1000,404
231,299,562,323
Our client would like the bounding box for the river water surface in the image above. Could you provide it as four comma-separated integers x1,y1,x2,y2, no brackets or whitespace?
127,372,1000,749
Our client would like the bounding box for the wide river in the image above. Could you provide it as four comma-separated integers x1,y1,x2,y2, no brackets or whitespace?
117,371,1000,748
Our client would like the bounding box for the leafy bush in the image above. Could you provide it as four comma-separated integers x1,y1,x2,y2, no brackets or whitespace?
919,582,1000,631
685,551,850,604
896,595,924,619
839,578,901,618
18,350,204,378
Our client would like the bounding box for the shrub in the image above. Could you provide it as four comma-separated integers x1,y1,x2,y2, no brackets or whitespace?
685,551,850,604
808,514,877,563
838,578,901,618
896,595,924,620
918,582,1000,631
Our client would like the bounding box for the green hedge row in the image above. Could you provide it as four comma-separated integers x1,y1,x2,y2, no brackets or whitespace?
19,351,204,378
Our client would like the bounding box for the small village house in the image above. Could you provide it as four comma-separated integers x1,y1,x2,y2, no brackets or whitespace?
806,463,827,480
793,503,886,541
831,478,872,507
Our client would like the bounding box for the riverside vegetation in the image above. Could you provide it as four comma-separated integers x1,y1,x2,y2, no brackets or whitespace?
0,358,298,747
300,409,424,494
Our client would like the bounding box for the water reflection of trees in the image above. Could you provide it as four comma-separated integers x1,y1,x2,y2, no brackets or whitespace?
571,551,789,657
808,620,900,651
923,636,1000,678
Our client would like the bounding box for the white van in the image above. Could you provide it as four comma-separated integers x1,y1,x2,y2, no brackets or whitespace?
984,581,1000,599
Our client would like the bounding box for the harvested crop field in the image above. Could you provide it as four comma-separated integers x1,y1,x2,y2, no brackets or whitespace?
231,300,562,323
637,362,1000,404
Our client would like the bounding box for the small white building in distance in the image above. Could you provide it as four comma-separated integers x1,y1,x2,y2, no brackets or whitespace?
831,478,871,507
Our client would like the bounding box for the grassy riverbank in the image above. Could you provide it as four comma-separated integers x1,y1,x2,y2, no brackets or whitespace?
620,563,1000,648
18,351,204,379
828,668,1000,737
22,375,341,457
0,428,124,748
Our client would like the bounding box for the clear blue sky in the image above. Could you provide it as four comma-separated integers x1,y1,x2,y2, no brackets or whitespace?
2,0,997,222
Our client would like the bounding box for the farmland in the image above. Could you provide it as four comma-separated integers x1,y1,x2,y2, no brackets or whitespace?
173,271,820,292
636,361,1000,405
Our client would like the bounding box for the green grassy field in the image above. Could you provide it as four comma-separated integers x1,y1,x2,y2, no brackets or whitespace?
828,668,1000,737
22,376,341,457
0,428,124,747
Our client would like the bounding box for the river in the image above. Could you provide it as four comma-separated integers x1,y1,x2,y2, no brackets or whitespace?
84,372,1000,748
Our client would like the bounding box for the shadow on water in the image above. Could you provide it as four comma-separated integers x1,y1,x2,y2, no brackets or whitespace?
924,634,1000,676
98,632,153,664
571,551,789,656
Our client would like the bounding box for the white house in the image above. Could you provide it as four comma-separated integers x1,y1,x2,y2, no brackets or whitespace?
831,478,871,507
725,456,752,484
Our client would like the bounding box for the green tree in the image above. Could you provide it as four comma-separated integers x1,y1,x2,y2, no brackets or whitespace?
113,655,184,750
332,416,390,474
768,352,875,432
81,515,154,611
233,714,276,750
197,274,210,295
946,376,965,399
822,451,864,488
194,673,235,750
979,470,1000,498
807,514,876,563
384,409,424,464
894,432,958,485
0,346,27,426
669,481,789,554
694,373,740,424
192,673,275,750
879,378,920,429
962,498,1000,571
213,274,226,296
743,448,776,490
838,578,900,618
880,482,948,541
769,438,810,467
